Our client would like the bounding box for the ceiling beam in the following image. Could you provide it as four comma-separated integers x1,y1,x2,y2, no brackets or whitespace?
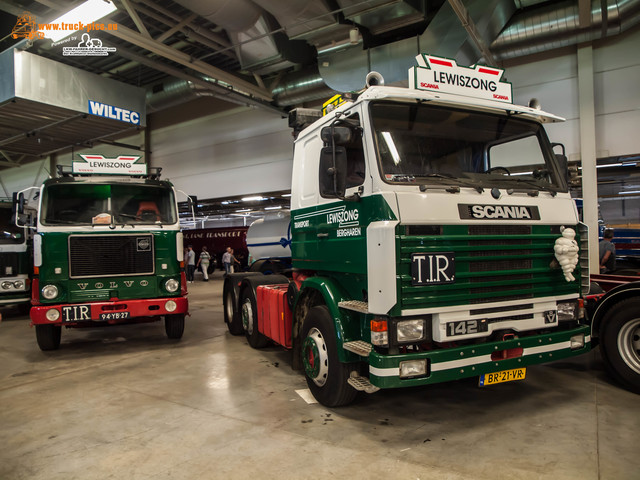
155,13,198,43
115,46,282,114
105,24,272,101
579,0,592,28
120,0,152,38
133,0,231,50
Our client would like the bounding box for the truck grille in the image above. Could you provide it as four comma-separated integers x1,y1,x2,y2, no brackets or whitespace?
398,224,579,310
69,234,154,278
0,252,19,277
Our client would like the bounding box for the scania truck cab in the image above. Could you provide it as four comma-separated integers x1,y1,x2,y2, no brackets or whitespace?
17,158,188,350
225,54,591,407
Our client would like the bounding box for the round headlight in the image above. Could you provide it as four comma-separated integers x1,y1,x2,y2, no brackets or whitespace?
165,300,177,312
13,280,24,290
1,281,12,289
42,284,59,300
46,308,60,321
165,278,179,293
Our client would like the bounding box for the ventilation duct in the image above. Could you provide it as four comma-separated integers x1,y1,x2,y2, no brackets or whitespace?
492,0,640,60
318,0,514,93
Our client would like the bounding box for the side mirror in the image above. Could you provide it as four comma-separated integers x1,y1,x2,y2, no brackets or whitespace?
319,146,347,198
321,126,352,146
13,192,25,215
551,142,569,182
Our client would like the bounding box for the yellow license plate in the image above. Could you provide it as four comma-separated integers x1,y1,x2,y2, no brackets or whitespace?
479,368,526,386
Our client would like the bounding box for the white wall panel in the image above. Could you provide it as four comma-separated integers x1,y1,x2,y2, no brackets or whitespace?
506,29,640,160
152,107,292,199
595,110,640,158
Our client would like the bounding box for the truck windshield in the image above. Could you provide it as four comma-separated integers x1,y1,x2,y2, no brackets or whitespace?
41,183,177,226
0,207,25,244
370,101,564,192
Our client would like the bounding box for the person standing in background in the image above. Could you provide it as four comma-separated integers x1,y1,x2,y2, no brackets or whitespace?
222,247,232,276
197,246,211,282
230,248,241,273
186,245,196,283
599,229,616,273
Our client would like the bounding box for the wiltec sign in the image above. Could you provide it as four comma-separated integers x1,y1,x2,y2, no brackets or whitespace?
88,100,141,125
409,54,512,103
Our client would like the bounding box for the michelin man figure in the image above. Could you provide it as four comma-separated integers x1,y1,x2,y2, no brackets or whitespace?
554,226,579,282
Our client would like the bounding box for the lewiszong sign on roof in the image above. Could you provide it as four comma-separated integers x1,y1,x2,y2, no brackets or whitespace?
409,54,513,103
74,154,147,175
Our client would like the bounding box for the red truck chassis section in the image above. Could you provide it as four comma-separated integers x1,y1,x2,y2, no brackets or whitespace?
30,297,188,326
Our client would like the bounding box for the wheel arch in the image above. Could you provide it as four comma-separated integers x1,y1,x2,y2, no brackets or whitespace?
293,276,361,364
591,281,640,338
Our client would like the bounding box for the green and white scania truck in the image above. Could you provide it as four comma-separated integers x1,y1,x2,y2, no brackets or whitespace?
224,54,591,407
16,156,188,351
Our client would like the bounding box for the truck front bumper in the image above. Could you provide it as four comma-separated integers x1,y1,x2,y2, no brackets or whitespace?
30,296,188,326
368,324,591,389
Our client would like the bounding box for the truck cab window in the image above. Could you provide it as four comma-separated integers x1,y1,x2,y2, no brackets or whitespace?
41,183,177,226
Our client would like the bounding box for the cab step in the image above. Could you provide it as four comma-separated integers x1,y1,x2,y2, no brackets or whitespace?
343,340,372,357
338,300,369,313
347,373,380,394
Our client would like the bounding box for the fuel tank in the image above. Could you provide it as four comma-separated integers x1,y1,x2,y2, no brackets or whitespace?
246,211,291,261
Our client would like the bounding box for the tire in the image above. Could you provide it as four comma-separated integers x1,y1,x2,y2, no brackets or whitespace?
223,277,243,335
240,285,269,348
301,305,358,407
600,297,640,394
165,314,185,339
35,324,61,351
223,273,262,335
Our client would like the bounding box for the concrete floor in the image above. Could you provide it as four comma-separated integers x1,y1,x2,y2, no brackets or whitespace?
0,271,638,480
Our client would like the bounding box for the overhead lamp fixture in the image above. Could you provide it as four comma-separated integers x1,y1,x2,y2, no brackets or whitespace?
40,0,117,43
264,206,282,210
241,196,266,202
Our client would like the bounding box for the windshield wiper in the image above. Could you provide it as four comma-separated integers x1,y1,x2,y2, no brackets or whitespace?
505,178,557,196
415,174,484,193
44,219,79,225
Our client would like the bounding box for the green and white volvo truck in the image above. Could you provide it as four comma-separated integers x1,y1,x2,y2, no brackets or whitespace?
224,54,591,407
16,156,188,350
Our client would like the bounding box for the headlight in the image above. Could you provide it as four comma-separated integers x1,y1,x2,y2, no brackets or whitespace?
570,334,585,350
46,308,60,321
397,319,426,343
42,284,59,300
165,278,179,293
165,300,177,312
557,301,577,321
13,280,24,290
1,281,12,289
400,360,428,379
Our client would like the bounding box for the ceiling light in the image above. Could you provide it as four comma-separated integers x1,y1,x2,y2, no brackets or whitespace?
40,0,117,43
281,193,292,198
264,206,282,210
242,196,265,202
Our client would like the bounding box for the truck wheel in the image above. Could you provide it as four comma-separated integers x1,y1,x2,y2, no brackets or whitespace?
301,305,358,407
223,277,243,335
240,286,268,348
35,324,61,351
165,314,185,339
600,297,640,394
